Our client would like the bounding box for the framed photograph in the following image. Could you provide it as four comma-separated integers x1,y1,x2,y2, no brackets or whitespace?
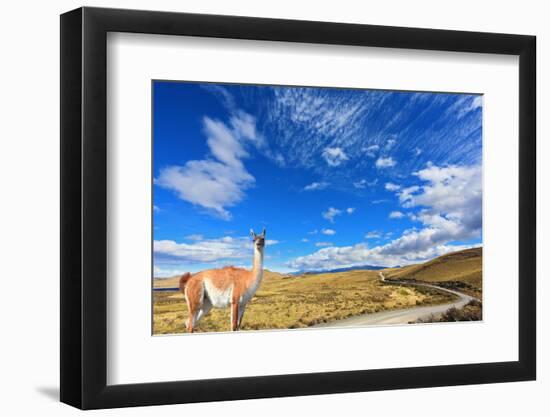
60,6,536,409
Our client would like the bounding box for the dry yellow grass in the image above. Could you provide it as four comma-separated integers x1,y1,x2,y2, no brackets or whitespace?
384,247,482,298
152,269,454,334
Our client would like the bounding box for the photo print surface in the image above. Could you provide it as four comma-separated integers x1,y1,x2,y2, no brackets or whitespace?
152,81,483,335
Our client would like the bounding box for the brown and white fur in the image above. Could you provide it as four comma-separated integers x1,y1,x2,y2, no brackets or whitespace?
179,228,266,332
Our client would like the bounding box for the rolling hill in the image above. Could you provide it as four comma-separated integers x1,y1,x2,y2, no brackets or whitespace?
383,247,482,296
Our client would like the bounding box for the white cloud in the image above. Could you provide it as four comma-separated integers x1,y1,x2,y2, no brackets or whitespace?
364,231,382,239
321,228,336,235
230,111,261,143
301,238,309,243
322,147,349,167
153,205,160,213
353,179,377,189
397,185,420,205
287,241,474,271
389,211,405,219
154,234,278,265
362,145,379,157
376,157,396,168
155,236,250,263
386,138,397,149
385,182,401,191
378,164,482,257
457,95,483,119
155,114,257,220
346,207,355,214
470,96,483,111
304,181,329,191
200,84,236,111
288,164,482,271
445,95,483,121
308,229,319,235
315,242,333,247
203,116,249,167
154,265,187,278
400,163,482,235
353,179,367,189
322,207,343,223
414,147,422,156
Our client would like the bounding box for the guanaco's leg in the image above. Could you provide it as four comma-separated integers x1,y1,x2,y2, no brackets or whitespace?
237,304,246,329
185,279,204,333
195,298,212,324
231,302,239,331
186,308,196,333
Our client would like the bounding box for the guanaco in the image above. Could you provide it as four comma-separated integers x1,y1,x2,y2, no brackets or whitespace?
179,228,266,332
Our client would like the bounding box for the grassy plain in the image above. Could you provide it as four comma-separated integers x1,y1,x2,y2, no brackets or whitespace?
153,269,454,334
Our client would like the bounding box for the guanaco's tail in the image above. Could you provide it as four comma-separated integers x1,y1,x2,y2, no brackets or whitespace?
179,272,192,293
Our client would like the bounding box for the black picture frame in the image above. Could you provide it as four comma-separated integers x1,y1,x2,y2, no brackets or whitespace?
60,6,536,410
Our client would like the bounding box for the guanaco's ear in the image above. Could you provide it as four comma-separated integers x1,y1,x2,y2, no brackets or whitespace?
250,229,256,238
261,228,266,237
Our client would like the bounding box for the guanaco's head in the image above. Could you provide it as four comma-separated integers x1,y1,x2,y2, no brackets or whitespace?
250,228,266,250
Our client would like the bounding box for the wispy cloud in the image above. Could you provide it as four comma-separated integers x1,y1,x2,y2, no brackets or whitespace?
155,114,257,220
238,87,482,182
389,211,405,219
385,138,397,149
376,157,396,168
385,182,401,191
200,84,236,111
155,234,278,265
364,231,382,239
155,236,251,263
154,265,188,278
304,181,329,191
346,207,355,214
363,145,380,158
315,242,333,247
322,207,342,223
322,147,349,167
353,179,377,189
321,228,336,235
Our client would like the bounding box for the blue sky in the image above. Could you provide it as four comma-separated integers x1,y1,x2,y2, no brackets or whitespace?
153,81,482,276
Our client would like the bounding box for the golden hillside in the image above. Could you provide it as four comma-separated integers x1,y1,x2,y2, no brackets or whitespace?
384,247,482,295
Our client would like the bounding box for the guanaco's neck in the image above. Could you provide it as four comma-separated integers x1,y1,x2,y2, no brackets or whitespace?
252,246,264,277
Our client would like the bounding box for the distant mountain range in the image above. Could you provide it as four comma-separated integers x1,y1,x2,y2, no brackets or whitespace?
291,264,389,275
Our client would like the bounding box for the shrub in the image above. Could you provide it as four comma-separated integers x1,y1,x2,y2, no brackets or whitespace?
440,299,482,322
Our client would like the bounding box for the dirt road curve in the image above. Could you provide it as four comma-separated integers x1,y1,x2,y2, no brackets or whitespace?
313,272,476,328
